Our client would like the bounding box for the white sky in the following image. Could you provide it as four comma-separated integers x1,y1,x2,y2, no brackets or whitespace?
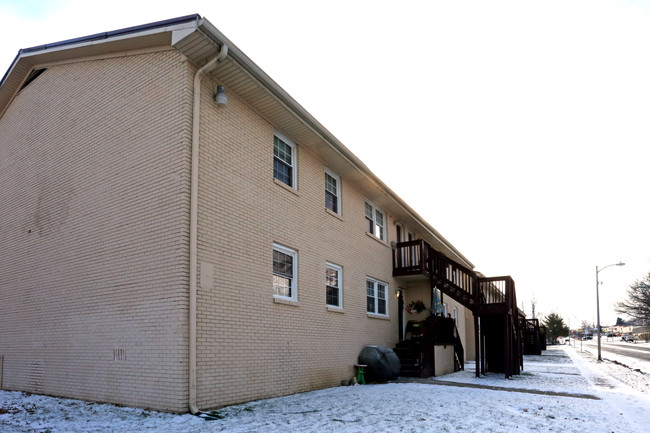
1,0,649,327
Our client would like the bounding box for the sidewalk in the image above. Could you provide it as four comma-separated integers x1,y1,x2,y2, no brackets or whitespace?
2,345,649,432
426,345,605,398
429,344,650,432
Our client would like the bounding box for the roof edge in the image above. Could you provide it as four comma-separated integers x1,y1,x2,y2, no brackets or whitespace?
1,14,201,94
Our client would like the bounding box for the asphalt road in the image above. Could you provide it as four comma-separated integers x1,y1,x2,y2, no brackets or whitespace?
573,338,650,363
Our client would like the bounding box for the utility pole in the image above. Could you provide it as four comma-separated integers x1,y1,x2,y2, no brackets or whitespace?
531,297,537,320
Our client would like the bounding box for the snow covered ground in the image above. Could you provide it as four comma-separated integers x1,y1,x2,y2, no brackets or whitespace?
1,345,649,432
579,337,650,376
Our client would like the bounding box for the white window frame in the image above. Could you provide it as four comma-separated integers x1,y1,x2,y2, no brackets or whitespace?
273,131,297,189
325,169,341,215
364,200,385,241
453,306,458,327
325,262,343,308
273,243,297,301
366,277,388,317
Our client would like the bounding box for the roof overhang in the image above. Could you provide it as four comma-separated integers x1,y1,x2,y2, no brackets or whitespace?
0,14,474,269
0,14,201,119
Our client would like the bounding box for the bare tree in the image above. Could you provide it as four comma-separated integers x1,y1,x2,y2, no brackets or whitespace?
614,272,650,325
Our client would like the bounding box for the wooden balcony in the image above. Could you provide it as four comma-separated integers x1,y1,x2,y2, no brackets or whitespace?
392,239,431,280
475,276,516,315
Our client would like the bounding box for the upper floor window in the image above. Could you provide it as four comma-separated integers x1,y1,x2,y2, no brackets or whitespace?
274,132,296,188
325,170,341,214
366,277,388,316
273,243,297,301
326,262,342,308
365,201,385,241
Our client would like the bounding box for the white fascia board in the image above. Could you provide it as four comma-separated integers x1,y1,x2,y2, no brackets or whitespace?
19,21,197,61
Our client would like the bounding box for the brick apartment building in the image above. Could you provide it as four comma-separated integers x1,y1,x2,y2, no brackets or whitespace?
0,15,521,413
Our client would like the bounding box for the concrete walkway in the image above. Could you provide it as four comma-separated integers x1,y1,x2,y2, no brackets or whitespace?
393,376,601,400
393,345,603,400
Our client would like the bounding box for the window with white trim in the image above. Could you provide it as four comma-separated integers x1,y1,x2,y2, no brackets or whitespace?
366,277,388,316
453,306,458,326
325,169,341,214
365,201,385,241
273,132,296,188
326,263,342,308
273,244,297,300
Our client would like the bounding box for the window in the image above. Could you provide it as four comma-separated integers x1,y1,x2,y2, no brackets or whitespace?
453,307,458,326
326,263,342,308
407,230,415,242
273,132,296,188
365,201,385,241
366,277,388,316
273,244,297,300
325,170,340,214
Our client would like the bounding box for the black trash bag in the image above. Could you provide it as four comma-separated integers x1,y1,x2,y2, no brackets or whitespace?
358,345,401,382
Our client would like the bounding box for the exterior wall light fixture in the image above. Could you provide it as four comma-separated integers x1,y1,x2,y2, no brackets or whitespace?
214,85,228,105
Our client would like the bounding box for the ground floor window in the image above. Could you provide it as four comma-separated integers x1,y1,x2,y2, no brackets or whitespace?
366,277,388,316
326,263,342,308
273,243,297,300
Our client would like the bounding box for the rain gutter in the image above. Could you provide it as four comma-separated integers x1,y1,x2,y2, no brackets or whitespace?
188,43,228,415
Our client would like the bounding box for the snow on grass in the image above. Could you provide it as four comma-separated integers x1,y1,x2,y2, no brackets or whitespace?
0,391,205,432
1,345,648,433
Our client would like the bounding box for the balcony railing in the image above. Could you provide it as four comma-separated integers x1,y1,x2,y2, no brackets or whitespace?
392,239,431,277
393,240,476,309
393,240,517,313
430,248,476,303
476,276,516,314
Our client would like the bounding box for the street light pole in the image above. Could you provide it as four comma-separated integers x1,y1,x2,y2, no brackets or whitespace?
596,262,625,362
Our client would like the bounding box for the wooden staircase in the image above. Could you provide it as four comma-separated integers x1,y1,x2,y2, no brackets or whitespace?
393,239,523,379
393,340,423,377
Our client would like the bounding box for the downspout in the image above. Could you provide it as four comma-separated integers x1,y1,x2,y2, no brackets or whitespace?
189,44,228,414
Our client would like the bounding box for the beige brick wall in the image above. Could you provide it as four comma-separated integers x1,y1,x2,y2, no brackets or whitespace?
195,78,402,409
0,45,475,413
0,49,193,412
434,345,455,376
